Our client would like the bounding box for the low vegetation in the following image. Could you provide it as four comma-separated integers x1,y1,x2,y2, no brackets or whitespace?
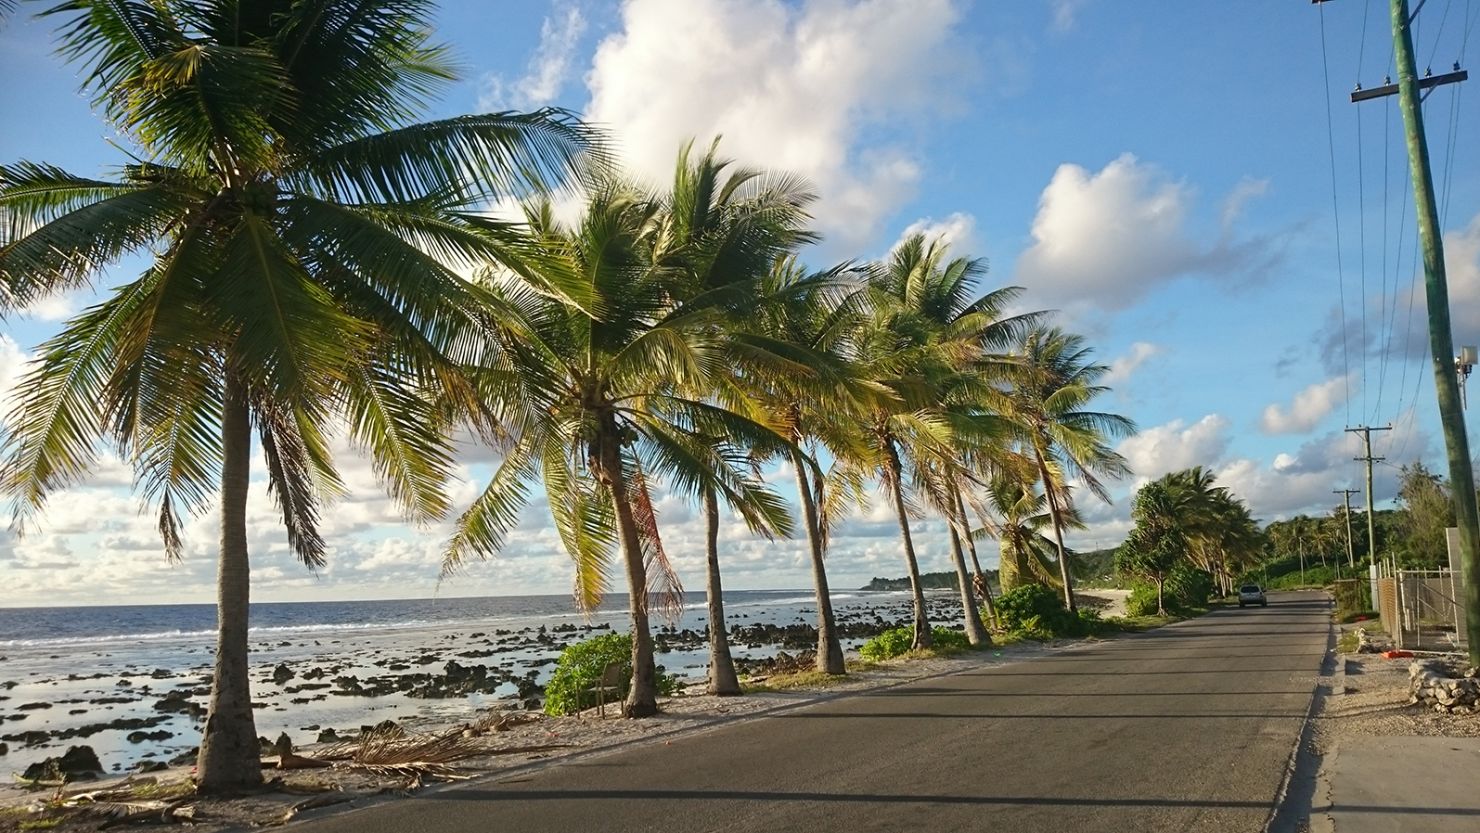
859,626,973,661
544,634,681,716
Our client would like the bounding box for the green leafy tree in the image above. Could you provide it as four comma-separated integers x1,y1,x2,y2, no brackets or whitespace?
1396,461,1453,567
0,0,595,792
1118,481,1187,615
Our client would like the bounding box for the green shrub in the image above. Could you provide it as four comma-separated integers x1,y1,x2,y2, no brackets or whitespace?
859,627,913,661
1125,583,1161,617
859,626,970,661
930,627,972,651
1166,564,1214,609
994,584,1108,638
543,633,679,716
996,583,1082,634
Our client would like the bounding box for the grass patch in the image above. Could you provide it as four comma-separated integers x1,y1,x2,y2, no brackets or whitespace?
1104,610,1193,632
742,670,849,693
1337,630,1360,653
18,818,63,831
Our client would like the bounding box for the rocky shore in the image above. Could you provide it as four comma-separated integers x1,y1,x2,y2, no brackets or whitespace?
1,590,966,777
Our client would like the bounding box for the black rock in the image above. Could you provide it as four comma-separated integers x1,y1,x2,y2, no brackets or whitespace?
125,729,173,743
316,728,339,743
359,719,402,738
135,760,169,773
272,663,294,685
22,745,103,782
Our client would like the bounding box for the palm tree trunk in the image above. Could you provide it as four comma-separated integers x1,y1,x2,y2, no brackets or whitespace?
196,373,263,794
948,525,989,645
955,489,998,628
703,488,740,696
595,420,658,717
1034,444,1078,613
884,443,932,649
793,448,845,675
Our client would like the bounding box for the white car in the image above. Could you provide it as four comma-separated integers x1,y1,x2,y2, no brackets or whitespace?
1238,584,1268,608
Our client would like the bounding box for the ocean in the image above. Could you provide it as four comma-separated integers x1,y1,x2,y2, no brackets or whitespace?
0,589,940,773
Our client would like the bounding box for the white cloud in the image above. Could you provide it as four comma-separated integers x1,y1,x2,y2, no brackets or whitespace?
1013,154,1276,313
1103,341,1160,388
479,3,587,111
1049,0,1089,32
1221,177,1270,231
1117,414,1231,483
893,212,978,254
1260,375,1350,435
0,334,29,411
20,293,76,322
584,0,969,252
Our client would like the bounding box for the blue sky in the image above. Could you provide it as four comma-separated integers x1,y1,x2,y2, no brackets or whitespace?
2,0,1478,606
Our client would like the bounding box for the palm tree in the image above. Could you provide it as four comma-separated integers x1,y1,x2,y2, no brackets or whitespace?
0,0,596,792
1163,468,1262,594
738,258,872,675
1005,327,1135,612
661,141,818,695
838,234,1028,650
444,167,804,716
980,476,1074,591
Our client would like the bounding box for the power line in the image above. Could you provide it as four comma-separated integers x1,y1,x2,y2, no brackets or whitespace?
1320,1,1355,427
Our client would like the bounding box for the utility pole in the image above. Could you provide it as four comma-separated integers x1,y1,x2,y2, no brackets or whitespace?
1347,426,1391,571
1380,0,1480,663
1334,488,1359,570
1324,0,1480,665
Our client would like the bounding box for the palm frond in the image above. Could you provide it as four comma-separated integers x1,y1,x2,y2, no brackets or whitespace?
442,437,536,574
256,399,331,569
0,275,156,528
344,364,453,526
301,110,606,205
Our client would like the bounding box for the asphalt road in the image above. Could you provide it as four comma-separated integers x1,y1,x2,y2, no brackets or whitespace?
294,591,1332,833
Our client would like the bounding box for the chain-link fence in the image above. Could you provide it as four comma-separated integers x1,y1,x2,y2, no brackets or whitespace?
1373,559,1467,652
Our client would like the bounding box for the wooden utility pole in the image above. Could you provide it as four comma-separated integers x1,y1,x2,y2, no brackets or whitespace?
1346,426,1391,570
1334,488,1359,569
1323,0,1480,666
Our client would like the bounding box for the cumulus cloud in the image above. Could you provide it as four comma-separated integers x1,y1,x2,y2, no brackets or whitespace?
1260,375,1351,435
20,293,76,323
1103,341,1160,388
1118,414,1232,482
584,0,970,252
1013,154,1279,313
479,3,587,111
892,212,979,255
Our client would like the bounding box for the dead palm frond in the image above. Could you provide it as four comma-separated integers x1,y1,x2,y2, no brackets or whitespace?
59,798,197,830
